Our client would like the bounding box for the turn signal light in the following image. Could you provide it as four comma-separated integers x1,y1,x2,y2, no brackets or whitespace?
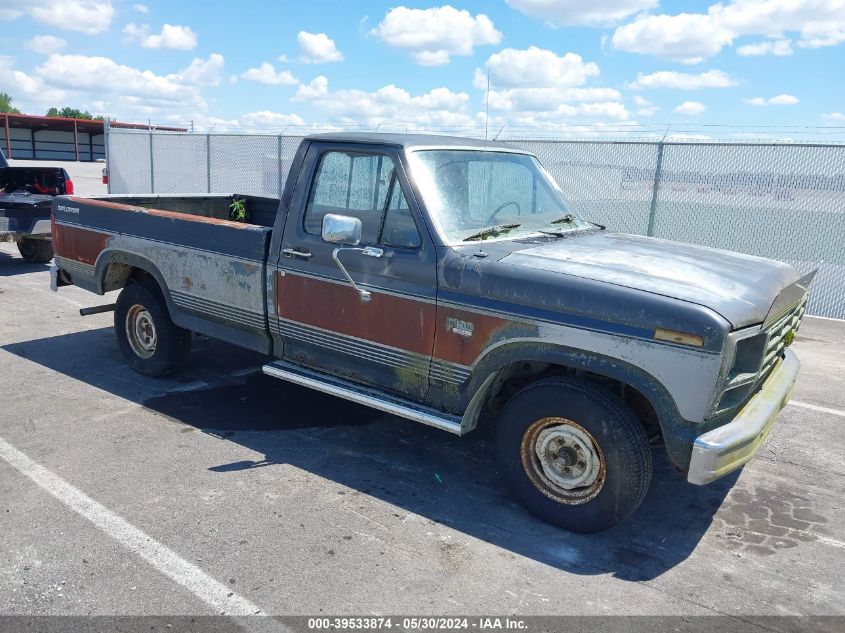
654,328,705,347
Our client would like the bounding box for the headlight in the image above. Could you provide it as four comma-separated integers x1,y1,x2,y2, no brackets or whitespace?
708,327,766,417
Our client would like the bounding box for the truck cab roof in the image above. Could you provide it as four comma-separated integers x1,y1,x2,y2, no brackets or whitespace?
303,132,525,153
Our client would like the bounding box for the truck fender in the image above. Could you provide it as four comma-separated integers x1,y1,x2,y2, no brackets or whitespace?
94,249,179,322
461,340,682,441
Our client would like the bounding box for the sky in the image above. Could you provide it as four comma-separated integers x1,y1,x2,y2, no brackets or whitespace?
2,0,845,139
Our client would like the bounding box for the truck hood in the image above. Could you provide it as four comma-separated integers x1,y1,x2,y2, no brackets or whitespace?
503,232,803,328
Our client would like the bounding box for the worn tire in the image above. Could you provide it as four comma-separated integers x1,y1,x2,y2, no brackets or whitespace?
495,376,652,533
114,282,191,376
17,238,53,263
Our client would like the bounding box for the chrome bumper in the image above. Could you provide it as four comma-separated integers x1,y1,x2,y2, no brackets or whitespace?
688,348,800,485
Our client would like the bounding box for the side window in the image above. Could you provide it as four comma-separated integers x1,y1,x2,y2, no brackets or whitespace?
304,150,421,248
381,183,421,249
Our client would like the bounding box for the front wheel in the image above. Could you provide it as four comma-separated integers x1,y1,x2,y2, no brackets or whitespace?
17,238,53,263
495,376,652,533
114,282,191,376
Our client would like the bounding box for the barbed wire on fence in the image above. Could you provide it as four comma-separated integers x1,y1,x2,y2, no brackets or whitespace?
104,118,845,142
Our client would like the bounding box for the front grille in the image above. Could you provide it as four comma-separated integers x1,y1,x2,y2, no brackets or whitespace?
760,296,807,379
712,294,807,415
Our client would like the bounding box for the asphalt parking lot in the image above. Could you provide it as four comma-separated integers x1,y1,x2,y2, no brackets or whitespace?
1,241,844,619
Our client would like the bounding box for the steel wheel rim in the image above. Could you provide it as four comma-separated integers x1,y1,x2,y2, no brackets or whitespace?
125,304,157,359
520,417,606,505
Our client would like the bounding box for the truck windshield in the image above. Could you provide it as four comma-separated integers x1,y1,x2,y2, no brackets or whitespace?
407,149,591,243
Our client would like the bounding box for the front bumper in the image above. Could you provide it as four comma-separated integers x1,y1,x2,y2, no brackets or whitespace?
687,348,800,485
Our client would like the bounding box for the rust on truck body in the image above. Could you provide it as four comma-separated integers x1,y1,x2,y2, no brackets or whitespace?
51,223,109,265
276,271,436,356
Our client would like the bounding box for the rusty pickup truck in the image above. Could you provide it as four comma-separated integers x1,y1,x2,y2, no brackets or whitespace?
49,133,814,532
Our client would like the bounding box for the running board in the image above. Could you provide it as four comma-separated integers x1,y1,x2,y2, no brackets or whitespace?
262,360,464,435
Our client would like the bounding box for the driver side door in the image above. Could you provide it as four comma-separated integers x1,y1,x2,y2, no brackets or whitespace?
274,142,437,401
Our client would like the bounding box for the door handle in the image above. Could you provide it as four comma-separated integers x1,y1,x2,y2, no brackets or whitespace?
282,248,312,259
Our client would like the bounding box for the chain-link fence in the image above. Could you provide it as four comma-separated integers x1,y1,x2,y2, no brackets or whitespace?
105,127,845,319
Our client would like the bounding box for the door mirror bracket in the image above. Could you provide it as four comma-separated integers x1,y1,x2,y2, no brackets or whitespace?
332,247,383,303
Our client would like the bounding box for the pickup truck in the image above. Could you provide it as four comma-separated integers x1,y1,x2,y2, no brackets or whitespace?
49,133,813,532
1,149,74,263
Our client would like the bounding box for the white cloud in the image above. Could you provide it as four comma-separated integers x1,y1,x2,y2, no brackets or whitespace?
297,31,343,64
370,5,501,66
675,101,706,115
505,0,658,27
161,111,307,133
293,75,329,100
484,87,631,122
2,51,232,121
823,112,845,121
743,94,799,106
487,87,622,111
477,47,599,88
628,70,737,90
611,0,845,62
239,62,298,86
34,54,207,113
0,0,114,34
122,22,148,43
123,22,198,50
239,111,306,128
24,35,67,55
0,56,67,105
292,76,476,127
632,95,658,116
511,101,631,121
736,39,793,56
613,13,734,63
169,54,224,87
132,3,148,12
141,24,197,50
470,47,627,124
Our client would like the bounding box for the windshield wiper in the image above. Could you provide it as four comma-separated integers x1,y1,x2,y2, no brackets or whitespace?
545,213,605,232
463,223,521,242
549,213,577,225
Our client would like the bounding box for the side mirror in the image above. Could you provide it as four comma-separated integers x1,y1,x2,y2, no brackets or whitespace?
322,214,362,246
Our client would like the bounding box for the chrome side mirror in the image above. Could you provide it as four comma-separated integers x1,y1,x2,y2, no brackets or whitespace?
321,214,385,303
322,214,362,245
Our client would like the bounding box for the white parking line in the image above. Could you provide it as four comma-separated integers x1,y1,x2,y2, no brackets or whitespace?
0,436,263,616
789,401,845,418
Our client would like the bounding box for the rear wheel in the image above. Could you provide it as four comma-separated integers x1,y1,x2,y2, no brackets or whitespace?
114,282,191,376
495,376,652,533
17,238,53,263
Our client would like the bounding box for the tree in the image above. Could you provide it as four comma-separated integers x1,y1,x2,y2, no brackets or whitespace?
0,92,21,114
45,106,101,120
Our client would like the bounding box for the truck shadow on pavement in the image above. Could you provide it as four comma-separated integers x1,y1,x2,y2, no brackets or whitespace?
3,327,738,582
0,252,51,277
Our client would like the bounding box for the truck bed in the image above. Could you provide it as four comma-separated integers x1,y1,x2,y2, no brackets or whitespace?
51,194,279,353
1,163,73,241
